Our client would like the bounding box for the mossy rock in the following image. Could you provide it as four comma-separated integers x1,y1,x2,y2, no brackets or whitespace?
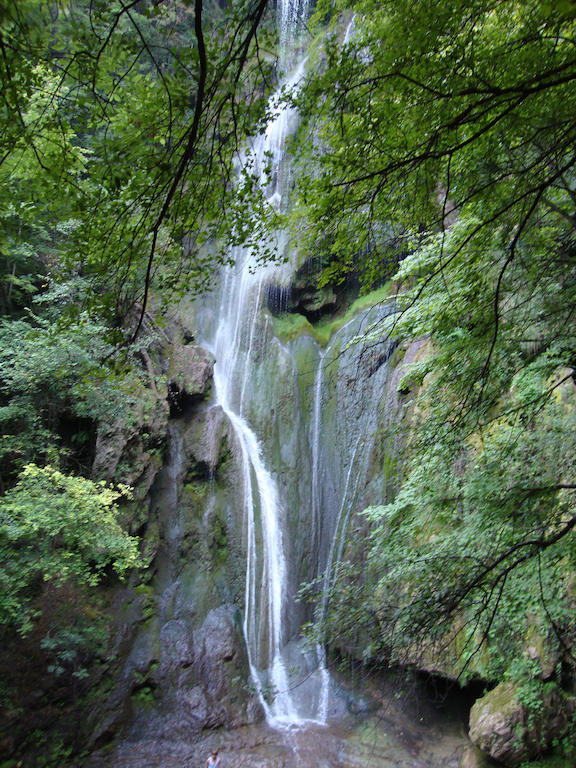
167,344,214,399
270,283,393,346
134,584,157,622
469,681,576,767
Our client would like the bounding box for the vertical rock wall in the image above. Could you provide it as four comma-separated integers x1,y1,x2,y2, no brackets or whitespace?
85,332,265,761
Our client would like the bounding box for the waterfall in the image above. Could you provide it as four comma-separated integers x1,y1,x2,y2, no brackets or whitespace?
198,1,312,728
197,0,397,730
279,0,310,71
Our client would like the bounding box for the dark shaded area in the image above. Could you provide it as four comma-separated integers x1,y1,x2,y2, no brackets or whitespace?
266,284,292,315
266,255,360,323
58,414,97,473
415,669,488,728
167,382,204,419
0,583,112,766
367,340,399,377
329,649,488,732
266,244,402,325
185,458,212,482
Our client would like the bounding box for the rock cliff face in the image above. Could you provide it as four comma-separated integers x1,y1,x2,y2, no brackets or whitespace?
266,256,356,323
256,274,576,767
340,341,576,767
0,320,250,767
83,288,481,765
85,324,265,761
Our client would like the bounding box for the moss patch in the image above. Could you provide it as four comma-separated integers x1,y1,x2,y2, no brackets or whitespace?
271,282,393,346
271,312,315,343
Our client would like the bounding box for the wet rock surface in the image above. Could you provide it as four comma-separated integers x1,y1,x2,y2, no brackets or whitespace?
84,391,253,758
168,344,214,416
266,255,358,324
85,701,470,768
85,719,466,768
459,743,490,768
92,393,168,492
182,403,230,473
84,668,477,768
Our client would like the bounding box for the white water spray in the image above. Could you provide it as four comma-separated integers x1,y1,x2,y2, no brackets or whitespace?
279,0,310,71
198,4,315,728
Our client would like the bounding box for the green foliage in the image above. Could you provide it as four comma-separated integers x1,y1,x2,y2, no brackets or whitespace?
295,0,576,290
297,0,576,697
315,215,576,682
0,0,279,763
41,623,108,680
0,0,277,329
271,282,392,344
0,464,140,634
0,286,162,486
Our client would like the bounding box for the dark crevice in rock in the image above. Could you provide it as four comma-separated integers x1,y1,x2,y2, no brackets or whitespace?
185,459,212,482
132,678,158,696
417,670,487,724
289,256,342,323
182,330,196,344
266,255,360,324
91,725,118,752
167,382,205,419
561,658,576,691
134,520,150,540
367,340,399,377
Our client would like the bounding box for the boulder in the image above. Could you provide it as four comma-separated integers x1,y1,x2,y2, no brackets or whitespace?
92,383,169,489
469,681,576,767
195,608,238,671
159,619,195,684
182,404,230,475
177,685,211,730
470,682,526,765
168,344,214,399
524,619,559,681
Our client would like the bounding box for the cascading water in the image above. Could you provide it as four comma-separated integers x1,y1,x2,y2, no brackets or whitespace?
310,306,398,604
197,0,400,729
198,4,312,727
279,0,310,71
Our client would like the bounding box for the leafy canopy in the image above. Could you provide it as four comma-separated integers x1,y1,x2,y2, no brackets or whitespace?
296,0,576,699
295,0,576,290
0,0,276,332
